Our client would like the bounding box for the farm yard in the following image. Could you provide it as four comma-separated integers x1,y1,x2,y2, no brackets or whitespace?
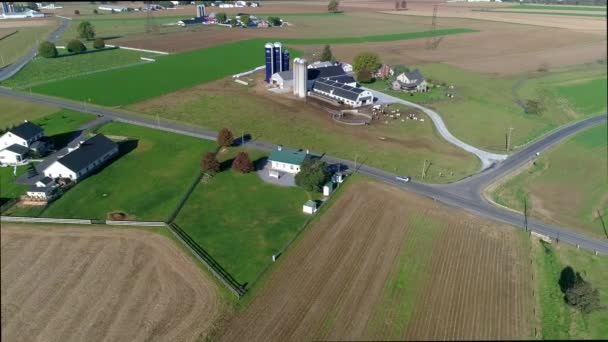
175,147,316,287
0,224,223,342
129,76,480,183
219,179,534,341
491,124,608,239
4,122,216,220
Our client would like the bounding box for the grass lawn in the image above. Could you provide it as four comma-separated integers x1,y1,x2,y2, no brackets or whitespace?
19,122,216,220
0,95,59,128
0,20,60,68
128,78,479,183
32,39,300,106
175,147,315,287
0,165,30,207
389,63,606,152
492,124,608,239
533,241,608,339
1,47,150,89
32,109,95,136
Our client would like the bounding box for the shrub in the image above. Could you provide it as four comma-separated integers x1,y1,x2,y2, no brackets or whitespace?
201,152,220,175
67,39,87,53
564,272,602,314
93,9,98,14
216,12,227,23
93,38,105,49
525,99,543,115
231,152,254,173
74,9,80,15
217,128,233,147
267,16,281,26
357,69,373,83
77,21,95,40
328,0,339,12
38,41,58,58
295,159,329,192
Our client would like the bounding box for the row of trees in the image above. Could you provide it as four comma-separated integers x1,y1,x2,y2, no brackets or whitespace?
38,38,105,58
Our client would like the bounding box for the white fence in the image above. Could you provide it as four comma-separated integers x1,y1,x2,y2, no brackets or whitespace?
233,65,264,78
106,44,170,55
105,220,166,227
1,216,91,224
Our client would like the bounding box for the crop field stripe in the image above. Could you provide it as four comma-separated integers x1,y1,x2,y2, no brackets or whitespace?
476,10,607,17
282,28,476,45
508,5,607,11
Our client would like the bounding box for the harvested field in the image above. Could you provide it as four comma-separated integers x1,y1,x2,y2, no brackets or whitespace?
0,224,222,342
220,179,533,341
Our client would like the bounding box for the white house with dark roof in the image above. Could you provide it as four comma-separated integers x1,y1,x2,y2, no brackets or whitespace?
43,134,119,181
0,144,30,165
0,121,43,149
394,69,427,92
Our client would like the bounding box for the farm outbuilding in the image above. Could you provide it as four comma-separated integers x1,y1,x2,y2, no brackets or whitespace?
271,71,293,89
303,200,318,214
323,181,335,196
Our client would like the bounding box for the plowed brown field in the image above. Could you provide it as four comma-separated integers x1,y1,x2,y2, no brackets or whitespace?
220,179,534,341
1,225,222,342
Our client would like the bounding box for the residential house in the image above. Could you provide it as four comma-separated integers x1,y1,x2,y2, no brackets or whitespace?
0,121,43,149
395,69,427,92
376,64,394,79
0,144,29,165
268,145,310,174
43,134,119,181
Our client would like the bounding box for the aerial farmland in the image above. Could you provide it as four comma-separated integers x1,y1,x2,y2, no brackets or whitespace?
1,0,606,341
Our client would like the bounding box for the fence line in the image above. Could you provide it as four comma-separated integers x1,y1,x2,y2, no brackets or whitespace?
166,222,246,297
233,65,264,78
166,172,202,224
1,216,91,224
105,220,166,227
106,44,170,55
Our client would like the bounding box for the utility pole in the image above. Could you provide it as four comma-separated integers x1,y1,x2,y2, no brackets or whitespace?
422,159,428,179
354,154,358,172
156,113,160,128
506,127,514,152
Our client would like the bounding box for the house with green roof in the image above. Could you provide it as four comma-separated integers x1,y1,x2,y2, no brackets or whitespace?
268,145,310,175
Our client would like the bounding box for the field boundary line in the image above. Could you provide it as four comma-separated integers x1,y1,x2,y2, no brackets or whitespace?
1,216,91,224
107,45,170,55
165,172,203,224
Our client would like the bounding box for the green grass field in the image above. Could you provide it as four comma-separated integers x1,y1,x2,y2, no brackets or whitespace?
534,241,608,339
508,4,607,11
0,165,30,206
0,95,59,128
175,147,314,286
1,47,150,89
0,21,60,68
492,124,607,239
281,28,476,45
32,39,296,106
390,63,607,152
483,10,606,17
11,122,216,220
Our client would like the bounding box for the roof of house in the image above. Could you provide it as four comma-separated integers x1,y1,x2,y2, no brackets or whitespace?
324,74,356,84
268,146,309,165
3,144,29,155
37,177,54,186
56,134,117,173
9,121,43,141
273,70,293,81
399,69,425,86
308,65,347,80
304,200,317,208
313,79,370,102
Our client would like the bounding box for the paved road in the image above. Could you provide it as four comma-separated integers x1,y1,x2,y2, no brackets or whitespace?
0,17,71,81
1,88,607,254
364,87,508,169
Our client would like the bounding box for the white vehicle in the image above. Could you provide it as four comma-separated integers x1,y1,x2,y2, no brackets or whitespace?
535,152,540,156
395,176,410,183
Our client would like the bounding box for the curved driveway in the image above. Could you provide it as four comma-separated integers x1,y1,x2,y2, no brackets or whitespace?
0,89,606,254
364,87,508,169
0,17,71,81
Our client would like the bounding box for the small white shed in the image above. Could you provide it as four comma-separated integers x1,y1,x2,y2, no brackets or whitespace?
303,200,318,214
323,181,335,197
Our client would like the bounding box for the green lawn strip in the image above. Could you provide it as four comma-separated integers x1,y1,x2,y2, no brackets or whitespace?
0,165,30,204
491,124,607,239
508,5,607,11
32,39,300,106
534,242,608,339
32,109,95,136
31,122,215,220
476,9,606,17
555,78,607,115
281,28,476,45
175,147,316,287
367,214,443,339
1,48,148,89
0,95,59,127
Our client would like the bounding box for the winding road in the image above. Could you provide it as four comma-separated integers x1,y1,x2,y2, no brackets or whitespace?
1,86,606,254
0,17,71,81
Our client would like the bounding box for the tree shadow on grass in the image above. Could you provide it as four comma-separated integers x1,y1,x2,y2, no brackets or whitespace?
219,157,235,172
254,157,267,172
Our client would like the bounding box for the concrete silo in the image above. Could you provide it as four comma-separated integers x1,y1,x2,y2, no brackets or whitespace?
297,58,308,98
281,49,290,72
273,42,282,75
292,58,300,95
264,42,274,82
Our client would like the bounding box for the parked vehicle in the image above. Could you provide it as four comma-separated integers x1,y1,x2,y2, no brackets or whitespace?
395,176,410,183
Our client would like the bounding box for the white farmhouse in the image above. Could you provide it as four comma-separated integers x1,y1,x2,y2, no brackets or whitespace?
0,121,43,149
395,69,427,92
0,144,29,165
268,145,310,174
43,134,119,181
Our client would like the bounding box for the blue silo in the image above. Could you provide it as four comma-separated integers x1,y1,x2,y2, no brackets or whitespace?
281,49,290,72
264,42,274,82
273,42,282,76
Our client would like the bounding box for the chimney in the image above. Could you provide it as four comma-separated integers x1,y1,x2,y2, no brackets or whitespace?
277,145,282,151
306,149,309,154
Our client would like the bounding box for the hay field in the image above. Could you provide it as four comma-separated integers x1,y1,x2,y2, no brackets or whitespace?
0,224,222,342
0,19,60,68
220,179,534,341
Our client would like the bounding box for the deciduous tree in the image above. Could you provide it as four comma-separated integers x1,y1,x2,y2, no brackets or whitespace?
77,21,96,40
93,38,105,49
564,271,602,314
66,39,87,53
353,51,381,73
295,159,330,192
217,128,234,147
356,68,373,83
267,16,281,26
38,41,58,58
231,151,254,173
216,12,227,23
201,152,220,175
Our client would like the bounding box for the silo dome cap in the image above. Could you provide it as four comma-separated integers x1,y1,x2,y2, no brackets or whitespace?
265,43,274,48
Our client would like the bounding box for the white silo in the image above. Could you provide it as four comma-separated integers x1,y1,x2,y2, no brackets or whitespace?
292,58,300,96
298,58,308,98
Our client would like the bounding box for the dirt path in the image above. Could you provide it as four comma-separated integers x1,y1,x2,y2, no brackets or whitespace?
1,224,222,342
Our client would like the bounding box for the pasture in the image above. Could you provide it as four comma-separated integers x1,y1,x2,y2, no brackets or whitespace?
533,241,608,339
0,166,29,206
219,179,534,341
13,122,216,220
1,47,151,89
491,124,608,239
0,224,222,342
0,94,58,127
175,147,314,287
129,76,480,183
0,19,59,68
